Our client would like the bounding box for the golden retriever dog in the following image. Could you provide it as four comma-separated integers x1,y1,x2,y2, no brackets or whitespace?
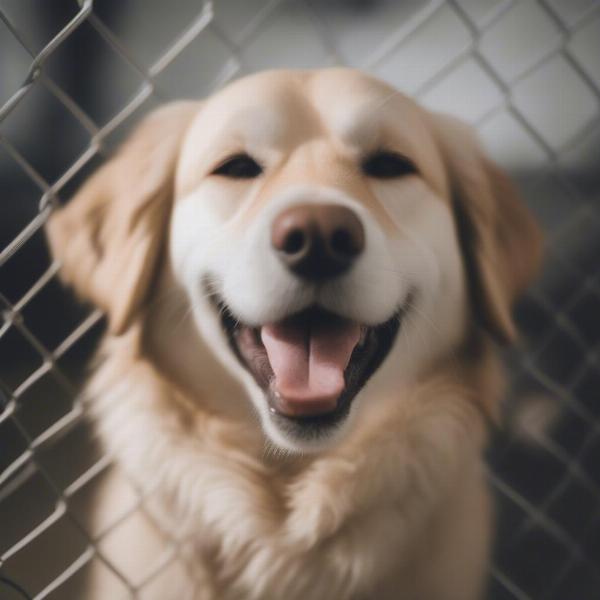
47,68,542,599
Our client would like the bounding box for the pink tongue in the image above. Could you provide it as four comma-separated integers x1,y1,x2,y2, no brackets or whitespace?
261,315,361,405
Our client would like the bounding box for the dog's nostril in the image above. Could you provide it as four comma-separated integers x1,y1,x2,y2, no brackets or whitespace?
283,229,306,255
330,228,358,257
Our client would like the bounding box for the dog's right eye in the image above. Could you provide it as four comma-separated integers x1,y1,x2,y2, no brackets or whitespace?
211,154,263,179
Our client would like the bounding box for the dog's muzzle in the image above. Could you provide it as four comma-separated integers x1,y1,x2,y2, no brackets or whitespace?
206,202,407,444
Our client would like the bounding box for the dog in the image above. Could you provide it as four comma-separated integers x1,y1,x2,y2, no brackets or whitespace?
47,68,542,599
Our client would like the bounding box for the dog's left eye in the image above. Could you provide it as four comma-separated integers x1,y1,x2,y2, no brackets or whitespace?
362,151,417,179
211,154,263,179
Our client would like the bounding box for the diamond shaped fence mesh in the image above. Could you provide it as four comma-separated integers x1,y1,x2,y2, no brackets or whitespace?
1,1,599,598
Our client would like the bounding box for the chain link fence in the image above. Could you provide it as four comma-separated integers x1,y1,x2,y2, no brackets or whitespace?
1,0,599,598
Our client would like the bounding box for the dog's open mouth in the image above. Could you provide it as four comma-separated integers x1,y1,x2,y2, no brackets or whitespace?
209,286,405,436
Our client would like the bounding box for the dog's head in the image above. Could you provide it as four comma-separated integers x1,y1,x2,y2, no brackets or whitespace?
48,69,542,452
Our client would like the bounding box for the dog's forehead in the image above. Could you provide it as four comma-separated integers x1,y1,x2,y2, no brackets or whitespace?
198,72,320,147
176,69,447,199
195,69,419,144
308,68,418,132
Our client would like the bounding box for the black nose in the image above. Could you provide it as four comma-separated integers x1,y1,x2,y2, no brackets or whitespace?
271,204,365,280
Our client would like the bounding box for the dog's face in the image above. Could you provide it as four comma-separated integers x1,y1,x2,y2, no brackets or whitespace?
47,69,542,453
170,70,469,451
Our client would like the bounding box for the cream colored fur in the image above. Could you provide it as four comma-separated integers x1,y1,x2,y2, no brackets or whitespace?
47,69,542,599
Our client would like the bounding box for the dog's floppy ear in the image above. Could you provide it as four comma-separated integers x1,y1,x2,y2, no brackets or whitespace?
47,101,198,335
432,114,543,344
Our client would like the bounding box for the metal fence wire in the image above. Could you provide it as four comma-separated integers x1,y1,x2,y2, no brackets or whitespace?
1,0,599,598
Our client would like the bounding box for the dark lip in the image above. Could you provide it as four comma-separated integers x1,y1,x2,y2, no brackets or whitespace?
205,277,409,441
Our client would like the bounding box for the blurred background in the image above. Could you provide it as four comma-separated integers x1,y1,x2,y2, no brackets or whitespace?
1,0,599,598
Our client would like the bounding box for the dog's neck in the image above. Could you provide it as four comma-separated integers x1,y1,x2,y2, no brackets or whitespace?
86,324,493,587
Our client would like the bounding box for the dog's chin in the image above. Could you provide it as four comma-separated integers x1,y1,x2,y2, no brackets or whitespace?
207,282,409,452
